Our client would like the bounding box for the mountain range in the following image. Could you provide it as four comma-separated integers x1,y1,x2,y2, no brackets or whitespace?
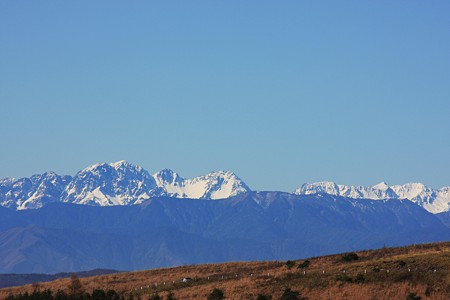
0,161,250,210
1,160,449,213
1,192,449,274
295,181,450,214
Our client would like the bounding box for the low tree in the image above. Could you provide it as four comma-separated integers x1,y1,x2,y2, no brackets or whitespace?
406,293,421,300
92,289,107,300
341,252,359,262
285,260,296,269
166,291,177,300
69,274,84,297
207,288,224,300
106,290,120,300
279,288,306,300
297,260,310,269
149,294,162,300
54,290,68,300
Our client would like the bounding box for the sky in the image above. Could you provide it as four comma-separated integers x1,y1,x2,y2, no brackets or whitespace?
1,1,449,191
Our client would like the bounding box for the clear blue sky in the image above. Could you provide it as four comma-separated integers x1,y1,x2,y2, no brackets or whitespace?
1,1,449,191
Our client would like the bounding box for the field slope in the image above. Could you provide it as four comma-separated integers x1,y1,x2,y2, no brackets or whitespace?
1,242,450,299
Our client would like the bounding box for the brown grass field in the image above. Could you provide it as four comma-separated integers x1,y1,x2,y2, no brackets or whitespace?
1,242,450,299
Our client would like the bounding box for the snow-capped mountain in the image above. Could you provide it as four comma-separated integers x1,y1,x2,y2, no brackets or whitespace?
0,161,252,210
60,160,162,206
1,161,448,214
0,173,72,210
294,181,450,213
153,169,251,199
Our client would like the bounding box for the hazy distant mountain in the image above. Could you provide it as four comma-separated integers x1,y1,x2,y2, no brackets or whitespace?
0,192,448,273
0,269,120,289
295,182,450,213
0,161,251,210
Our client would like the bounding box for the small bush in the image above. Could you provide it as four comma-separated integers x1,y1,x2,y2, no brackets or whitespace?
285,260,296,269
424,286,432,297
149,294,162,300
297,260,310,269
279,288,306,300
397,260,407,267
92,289,107,300
354,273,365,283
166,291,177,300
256,294,272,300
335,274,353,283
406,293,421,300
207,288,224,300
106,290,119,300
341,252,359,262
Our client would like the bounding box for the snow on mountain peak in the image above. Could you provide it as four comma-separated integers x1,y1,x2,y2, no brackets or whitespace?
373,182,389,190
153,169,251,199
60,161,158,207
294,181,450,213
110,160,141,172
0,163,252,209
153,169,183,186
295,181,340,196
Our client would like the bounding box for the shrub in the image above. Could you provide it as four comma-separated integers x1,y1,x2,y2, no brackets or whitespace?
335,274,353,283
425,286,432,297
406,293,421,300
297,260,310,269
341,252,359,262
55,290,68,300
106,290,120,300
397,260,407,267
149,294,162,300
166,291,177,300
354,273,365,283
69,274,84,296
279,288,306,300
92,289,107,300
207,288,224,300
285,260,296,269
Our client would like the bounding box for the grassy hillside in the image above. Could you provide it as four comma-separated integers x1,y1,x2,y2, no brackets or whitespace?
1,242,450,299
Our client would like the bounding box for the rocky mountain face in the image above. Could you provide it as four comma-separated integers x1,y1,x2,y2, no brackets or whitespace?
153,169,251,199
61,161,161,207
294,182,450,214
0,192,448,273
0,161,251,210
1,162,449,214
0,173,72,210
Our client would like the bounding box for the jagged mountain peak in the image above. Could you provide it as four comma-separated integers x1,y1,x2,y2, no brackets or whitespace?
373,182,390,190
62,161,157,207
0,162,252,209
153,169,251,200
0,177,15,186
294,181,450,214
153,169,184,186
77,161,150,180
109,160,143,172
295,181,340,196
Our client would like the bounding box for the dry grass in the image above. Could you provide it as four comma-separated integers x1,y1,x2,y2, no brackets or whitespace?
1,242,450,299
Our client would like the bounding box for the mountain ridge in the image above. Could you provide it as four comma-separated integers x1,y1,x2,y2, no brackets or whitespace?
0,192,449,274
1,161,449,213
295,181,450,213
0,161,251,210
